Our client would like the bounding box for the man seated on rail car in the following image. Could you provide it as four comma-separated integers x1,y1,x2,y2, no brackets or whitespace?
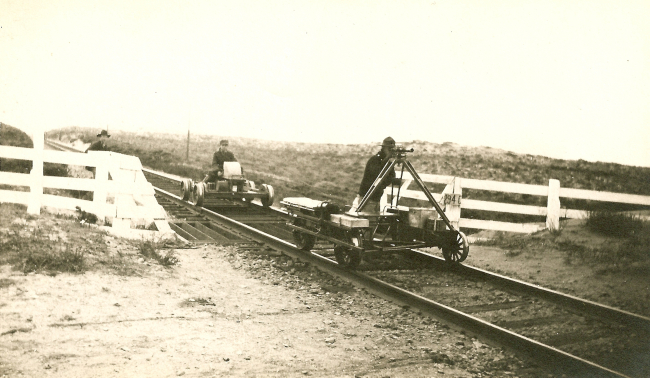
351,136,399,214
84,129,111,179
203,139,239,183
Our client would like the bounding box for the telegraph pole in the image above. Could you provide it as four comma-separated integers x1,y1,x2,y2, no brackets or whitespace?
186,113,190,161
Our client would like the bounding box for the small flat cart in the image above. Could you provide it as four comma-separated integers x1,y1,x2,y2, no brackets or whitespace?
180,162,274,207
282,147,469,269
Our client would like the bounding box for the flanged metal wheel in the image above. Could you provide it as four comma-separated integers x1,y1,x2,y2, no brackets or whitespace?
261,184,275,207
334,229,364,269
292,219,315,250
180,179,193,201
293,219,316,251
190,182,205,207
442,231,469,263
293,230,315,251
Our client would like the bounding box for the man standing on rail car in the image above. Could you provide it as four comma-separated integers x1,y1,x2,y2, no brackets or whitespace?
203,139,238,182
351,136,399,214
85,129,111,178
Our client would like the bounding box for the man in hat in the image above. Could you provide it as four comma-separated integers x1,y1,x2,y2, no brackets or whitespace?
203,139,238,183
85,130,111,178
351,136,398,213
86,129,111,152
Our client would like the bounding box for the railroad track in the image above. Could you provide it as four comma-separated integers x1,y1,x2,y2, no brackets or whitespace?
147,169,650,377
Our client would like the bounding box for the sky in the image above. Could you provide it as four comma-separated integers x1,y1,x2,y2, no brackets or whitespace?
1,0,649,167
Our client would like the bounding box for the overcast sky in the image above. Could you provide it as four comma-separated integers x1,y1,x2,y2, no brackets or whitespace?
1,0,648,167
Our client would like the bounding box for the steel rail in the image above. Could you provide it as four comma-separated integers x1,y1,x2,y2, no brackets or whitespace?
151,183,629,378
44,139,85,153
410,249,650,333
129,168,650,335
145,170,650,328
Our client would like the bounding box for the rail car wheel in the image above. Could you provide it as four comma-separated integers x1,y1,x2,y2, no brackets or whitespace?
292,218,315,250
191,182,205,207
293,230,315,251
334,230,364,269
442,231,469,264
261,184,275,207
180,179,193,201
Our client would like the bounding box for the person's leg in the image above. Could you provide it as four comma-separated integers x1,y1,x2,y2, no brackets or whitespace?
368,199,380,214
203,170,219,183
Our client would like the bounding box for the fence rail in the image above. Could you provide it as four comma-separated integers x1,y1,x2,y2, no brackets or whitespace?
4,134,648,235
0,133,167,233
386,170,650,233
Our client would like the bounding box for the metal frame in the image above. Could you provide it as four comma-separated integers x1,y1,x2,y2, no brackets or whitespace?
356,148,457,233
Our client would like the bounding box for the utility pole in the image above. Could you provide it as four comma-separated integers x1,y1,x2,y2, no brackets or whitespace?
186,115,190,161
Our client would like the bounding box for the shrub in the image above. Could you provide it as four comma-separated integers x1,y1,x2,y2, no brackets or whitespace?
21,248,85,274
135,237,178,266
44,162,69,177
585,211,644,238
623,223,650,261
0,229,86,274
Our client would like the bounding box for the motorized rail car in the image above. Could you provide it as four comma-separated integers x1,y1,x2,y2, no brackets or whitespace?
282,147,469,269
180,162,274,207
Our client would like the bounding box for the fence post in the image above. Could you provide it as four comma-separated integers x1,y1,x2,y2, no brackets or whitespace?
448,177,462,229
546,179,561,231
93,152,109,223
27,130,44,215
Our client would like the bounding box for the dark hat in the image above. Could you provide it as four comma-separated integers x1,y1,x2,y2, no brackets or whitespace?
220,139,229,146
381,137,395,147
97,130,111,138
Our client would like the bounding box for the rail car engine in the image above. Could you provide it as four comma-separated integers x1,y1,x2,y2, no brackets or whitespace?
179,162,274,207
281,146,468,269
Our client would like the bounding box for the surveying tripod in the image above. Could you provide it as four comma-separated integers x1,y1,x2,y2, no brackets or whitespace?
355,147,459,234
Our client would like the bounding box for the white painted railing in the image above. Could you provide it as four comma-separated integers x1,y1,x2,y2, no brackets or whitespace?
385,170,650,233
8,133,644,235
0,132,168,233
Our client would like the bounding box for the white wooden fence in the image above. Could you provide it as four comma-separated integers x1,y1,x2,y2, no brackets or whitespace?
7,132,646,236
383,171,650,233
0,132,169,234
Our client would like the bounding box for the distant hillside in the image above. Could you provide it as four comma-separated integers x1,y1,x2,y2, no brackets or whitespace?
48,127,650,218
0,122,33,173
1,123,68,178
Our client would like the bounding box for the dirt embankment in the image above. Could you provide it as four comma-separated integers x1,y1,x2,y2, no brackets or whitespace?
2,205,649,377
0,206,541,378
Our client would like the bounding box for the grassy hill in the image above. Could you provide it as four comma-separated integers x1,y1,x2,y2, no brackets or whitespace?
0,122,33,174
1,123,68,178
45,127,650,222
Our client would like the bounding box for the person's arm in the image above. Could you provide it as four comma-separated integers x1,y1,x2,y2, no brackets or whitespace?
358,158,375,196
85,141,99,153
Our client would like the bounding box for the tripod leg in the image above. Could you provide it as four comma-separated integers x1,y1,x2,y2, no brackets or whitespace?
403,160,456,232
357,159,398,213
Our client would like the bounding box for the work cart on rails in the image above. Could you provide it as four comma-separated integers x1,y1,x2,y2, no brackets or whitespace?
281,146,469,269
180,162,274,208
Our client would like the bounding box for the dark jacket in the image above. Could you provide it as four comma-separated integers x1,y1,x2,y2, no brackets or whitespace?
358,150,395,202
85,140,109,152
212,149,237,169
85,140,110,171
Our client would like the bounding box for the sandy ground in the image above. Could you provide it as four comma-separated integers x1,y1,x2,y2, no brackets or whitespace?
0,217,531,378
1,209,648,377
